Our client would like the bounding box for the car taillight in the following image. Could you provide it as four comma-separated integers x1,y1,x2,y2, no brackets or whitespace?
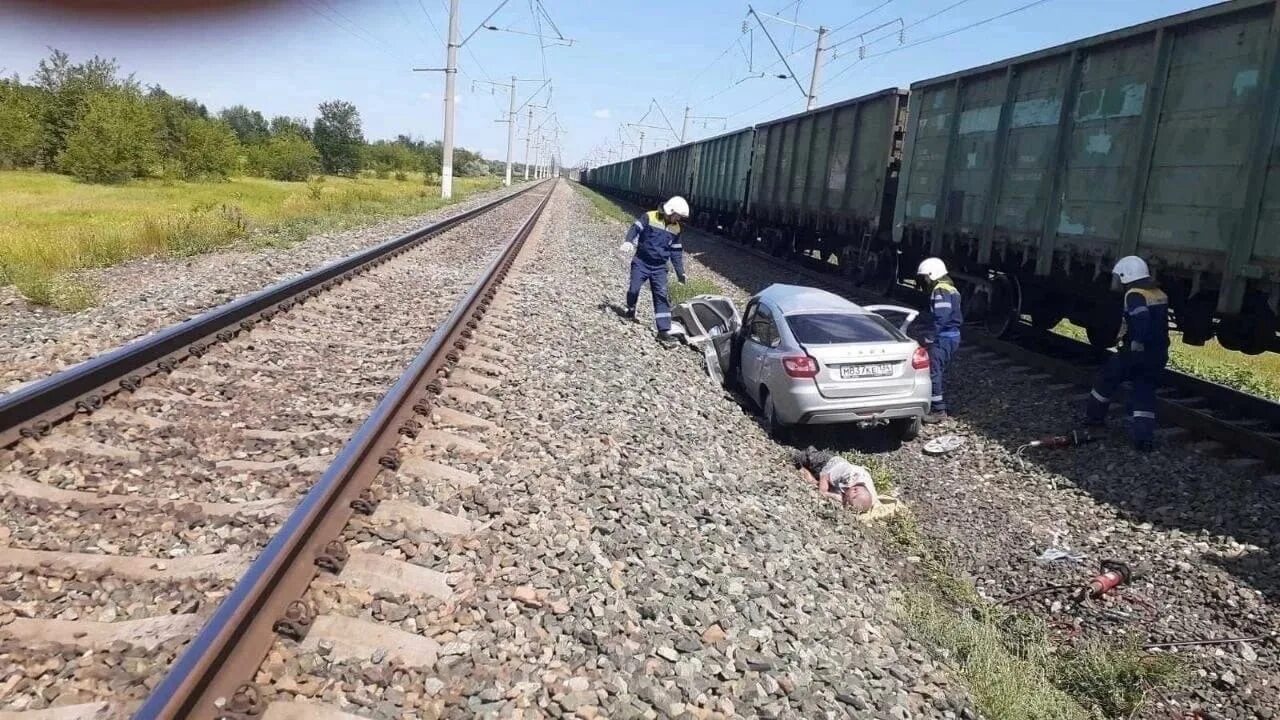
783,355,819,378
912,346,930,370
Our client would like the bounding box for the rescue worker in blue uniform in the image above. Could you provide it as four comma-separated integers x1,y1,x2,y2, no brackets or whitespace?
1084,256,1169,451
917,257,962,424
619,196,690,342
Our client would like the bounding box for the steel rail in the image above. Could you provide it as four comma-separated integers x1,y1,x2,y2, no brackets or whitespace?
589,188,1280,469
135,182,555,720
0,181,546,448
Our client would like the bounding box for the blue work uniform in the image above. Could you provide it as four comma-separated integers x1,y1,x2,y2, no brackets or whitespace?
925,277,963,413
624,210,686,332
1085,280,1170,449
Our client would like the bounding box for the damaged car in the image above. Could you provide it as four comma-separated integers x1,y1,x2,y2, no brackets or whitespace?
672,284,930,441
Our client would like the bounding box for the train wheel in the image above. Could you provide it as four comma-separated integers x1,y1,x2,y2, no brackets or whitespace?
984,275,1022,337
1217,310,1273,355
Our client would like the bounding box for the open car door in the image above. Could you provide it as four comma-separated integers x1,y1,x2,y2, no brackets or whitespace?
863,304,919,335
671,295,741,385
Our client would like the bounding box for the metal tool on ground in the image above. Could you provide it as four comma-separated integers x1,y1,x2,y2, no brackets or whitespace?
1028,429,1101,449
1142,634,1271,651
1075,559,1133,603
1015,429,1101,467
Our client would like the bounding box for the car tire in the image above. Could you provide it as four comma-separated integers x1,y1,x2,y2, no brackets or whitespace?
763,392,791,442
892,416,922,442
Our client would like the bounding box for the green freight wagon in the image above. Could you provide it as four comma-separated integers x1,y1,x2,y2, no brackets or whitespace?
894,0,1280,353
747,88,908,281
656,143,699,205
688,128,755,232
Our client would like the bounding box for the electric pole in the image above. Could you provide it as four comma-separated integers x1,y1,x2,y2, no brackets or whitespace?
523,107,535,180
441,0,461,199
505,76,516,185
806,26,829,111
749,5,834,111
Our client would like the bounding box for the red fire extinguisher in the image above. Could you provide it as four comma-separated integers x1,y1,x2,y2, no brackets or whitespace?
1075,560,1133,602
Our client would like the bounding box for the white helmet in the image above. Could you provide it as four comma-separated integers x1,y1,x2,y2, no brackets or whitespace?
1112,256,1150,284
662,196,690,219
917,257,947,282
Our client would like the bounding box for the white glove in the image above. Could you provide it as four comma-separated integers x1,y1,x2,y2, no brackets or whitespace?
618,241,634,254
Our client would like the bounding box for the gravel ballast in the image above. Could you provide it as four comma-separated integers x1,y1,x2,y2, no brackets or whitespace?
668,205,1280,720
247,183,976,719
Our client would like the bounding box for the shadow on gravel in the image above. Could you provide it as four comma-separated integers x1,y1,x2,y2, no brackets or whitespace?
682,227,1280,604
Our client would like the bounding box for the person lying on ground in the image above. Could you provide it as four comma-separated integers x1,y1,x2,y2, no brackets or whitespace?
792,447,877,512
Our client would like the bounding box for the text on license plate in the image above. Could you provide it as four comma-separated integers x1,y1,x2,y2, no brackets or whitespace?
840,362,894,379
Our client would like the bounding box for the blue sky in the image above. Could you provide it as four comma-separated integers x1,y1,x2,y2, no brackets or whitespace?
0,0,1221,166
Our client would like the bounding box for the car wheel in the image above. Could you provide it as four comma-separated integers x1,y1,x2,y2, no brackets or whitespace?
763,392,791,442
893,417,922,442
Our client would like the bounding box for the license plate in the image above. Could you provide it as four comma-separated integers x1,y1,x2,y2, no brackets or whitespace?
840,362,894,379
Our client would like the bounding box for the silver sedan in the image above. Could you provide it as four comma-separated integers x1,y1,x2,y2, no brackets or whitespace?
726,284,932,441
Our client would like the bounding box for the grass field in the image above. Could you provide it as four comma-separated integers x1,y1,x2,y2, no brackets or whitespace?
0,170,502,309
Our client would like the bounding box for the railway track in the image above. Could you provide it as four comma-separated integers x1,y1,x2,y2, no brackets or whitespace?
0,181,552,718
596,190,1280,475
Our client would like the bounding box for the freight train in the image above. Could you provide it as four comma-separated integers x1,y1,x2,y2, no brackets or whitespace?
585,0,1280,355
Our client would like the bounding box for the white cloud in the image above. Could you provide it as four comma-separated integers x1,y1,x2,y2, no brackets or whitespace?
592,108,611,119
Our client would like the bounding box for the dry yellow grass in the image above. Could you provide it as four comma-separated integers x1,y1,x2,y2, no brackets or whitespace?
0,170,502,308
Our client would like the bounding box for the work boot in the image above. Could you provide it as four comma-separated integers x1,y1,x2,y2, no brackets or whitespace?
657,331,677,346
921,410,949,425
623,307,637,321
1132,439,1154,453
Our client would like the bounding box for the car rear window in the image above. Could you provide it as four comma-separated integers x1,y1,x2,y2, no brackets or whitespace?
785,313,900,344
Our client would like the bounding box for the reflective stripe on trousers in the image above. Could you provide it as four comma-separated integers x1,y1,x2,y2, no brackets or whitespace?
1085,349,1166,445
625,259,672,332
928,334,959,412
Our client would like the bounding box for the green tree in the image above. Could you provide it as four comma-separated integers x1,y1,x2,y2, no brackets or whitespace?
218,104,269,144
147,85,208,159
422,140,443,179
269,115,312,140
58,89,158,183
312,99,364,175
0,78,42,168
32,49,129,166
176,117,240,180
365,139,420,174
250,134,319,181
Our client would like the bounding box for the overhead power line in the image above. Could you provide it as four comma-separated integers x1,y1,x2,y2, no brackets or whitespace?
822,0,1055,89
307,0,412,64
